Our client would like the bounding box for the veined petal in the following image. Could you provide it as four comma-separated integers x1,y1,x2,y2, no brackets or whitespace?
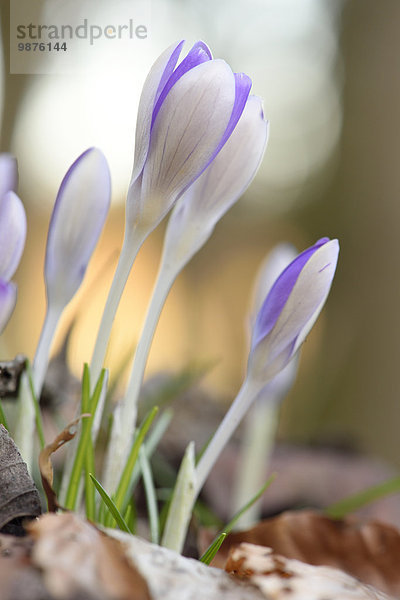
162,95,268,264
131,41,184,183
0,153,18,200
152,41,212,129
251,243,298,323
45,148,111,308
0,191,27,280
187,95,268,224
137,59,237,228
207,72,252,166
0,279,17,334
248,238,339,384
252,237,330,348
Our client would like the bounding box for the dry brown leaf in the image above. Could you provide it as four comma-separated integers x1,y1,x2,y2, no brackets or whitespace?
39,415,89,511
225,542,393,600
28,513,151,600
206,510,400,596
0,425,41,533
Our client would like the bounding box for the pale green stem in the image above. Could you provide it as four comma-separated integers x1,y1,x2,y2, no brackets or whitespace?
15,302,62,469
195,377,261,497
231,398,279,528
32,303,63,396
103,258,179,492
59,227,145,504
90,228,145,392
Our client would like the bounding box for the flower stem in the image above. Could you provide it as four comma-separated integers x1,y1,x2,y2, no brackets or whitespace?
59,227,144,503
103,259,178,492
194,377,261,497
15,302,62,469
90,229,144,392
231,398,278,527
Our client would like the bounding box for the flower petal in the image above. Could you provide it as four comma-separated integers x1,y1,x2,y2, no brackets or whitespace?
252,237,330,348
0,154,18,200
189,95,268,223
131,41,185,183
162,95,268,265
0,191,27,280
0,279,17,334
249,238,339,384
136,59,237,227
45,148,111,308
151,41,212,129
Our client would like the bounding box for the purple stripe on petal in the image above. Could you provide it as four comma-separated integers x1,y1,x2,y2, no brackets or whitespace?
214,72,252,156
192,72,252,182
151,41,213,128
153,40,185,111
252,238,330,348
0,278,17,334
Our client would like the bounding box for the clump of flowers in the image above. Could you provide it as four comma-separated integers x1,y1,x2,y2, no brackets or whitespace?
0,40,339,554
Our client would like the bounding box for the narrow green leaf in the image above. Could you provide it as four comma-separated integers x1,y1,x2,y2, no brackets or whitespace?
325,476,400,519
89,474,131,533
139,446,159,544
223,473,276,534
112,406,159,517
84,432,96,521
26,362,45,449
64,366,106,511
199,532,226,565
123,501,136,534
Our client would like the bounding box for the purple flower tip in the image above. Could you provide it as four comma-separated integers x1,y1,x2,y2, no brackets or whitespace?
248,238,339,384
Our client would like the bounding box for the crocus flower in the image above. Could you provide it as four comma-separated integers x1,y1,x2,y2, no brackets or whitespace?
232,244,299,526
102,88,268,494
45,147,111,310
0,280,17,334
0,191,27,282
248,237,339,386
16,148,111,468
0,155,26,334
126,40,252,234
90,40,253,399
195,237,339,496
0,154,18,201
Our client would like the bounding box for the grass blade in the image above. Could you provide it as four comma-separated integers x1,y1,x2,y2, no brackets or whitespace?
325,476,400,519
105,406,159,527
139,446,159,544
89,473,131,533
223,473,276,534
26,362,45,449
64,366,106,511
199,532,226,565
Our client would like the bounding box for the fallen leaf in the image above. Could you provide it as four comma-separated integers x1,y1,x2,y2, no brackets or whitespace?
206,510,400,596
225,542,393,600
0,425,41,534
39,415,89,511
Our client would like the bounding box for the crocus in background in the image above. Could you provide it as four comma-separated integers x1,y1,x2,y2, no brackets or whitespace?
15,148,111,467
232,243,299,527
195,237,339,498
0,154,26,335
102,93,269,493
89,39,253,390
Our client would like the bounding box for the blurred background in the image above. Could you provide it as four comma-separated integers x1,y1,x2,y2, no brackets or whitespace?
1,0,400,471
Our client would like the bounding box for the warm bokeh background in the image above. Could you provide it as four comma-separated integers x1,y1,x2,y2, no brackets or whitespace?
1,1,400,466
